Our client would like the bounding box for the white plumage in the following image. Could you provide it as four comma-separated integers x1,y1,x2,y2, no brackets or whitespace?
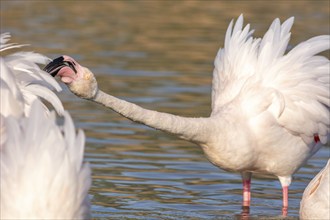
45,15,329,215
0,33,91,219
213,16,329,144
300,159,330,219
1,103,91,219
0,33,64,117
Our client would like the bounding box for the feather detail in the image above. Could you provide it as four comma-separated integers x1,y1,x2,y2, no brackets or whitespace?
0,33,64,116
212,16,329,146
0,102,91,219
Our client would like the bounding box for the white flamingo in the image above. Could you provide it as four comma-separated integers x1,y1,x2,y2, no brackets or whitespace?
45,15,330,215
0,33,91,219
300,159,330,219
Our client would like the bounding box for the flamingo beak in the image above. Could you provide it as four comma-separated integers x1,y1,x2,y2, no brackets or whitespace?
44,56,77,77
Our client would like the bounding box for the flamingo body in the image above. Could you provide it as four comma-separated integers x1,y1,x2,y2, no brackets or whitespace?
0,33,91,219
300,159,330,219
45,15,330,214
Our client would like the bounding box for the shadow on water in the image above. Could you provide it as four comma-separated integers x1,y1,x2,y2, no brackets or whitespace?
1,1,329,219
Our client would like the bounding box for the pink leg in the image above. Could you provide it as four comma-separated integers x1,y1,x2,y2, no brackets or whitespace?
243,178,251,207
241,172,252,215
278,176,291,216
282,186,288,216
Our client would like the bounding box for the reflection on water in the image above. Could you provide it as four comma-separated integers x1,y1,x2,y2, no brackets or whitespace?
1,1,329,219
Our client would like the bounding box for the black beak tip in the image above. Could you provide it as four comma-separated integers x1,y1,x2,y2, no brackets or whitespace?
44,56,77,77
44,56,65,76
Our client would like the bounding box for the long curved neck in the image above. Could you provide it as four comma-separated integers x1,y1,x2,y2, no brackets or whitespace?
92,90,213,144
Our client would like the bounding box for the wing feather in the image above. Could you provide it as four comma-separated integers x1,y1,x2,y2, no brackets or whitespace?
0,34,64,116
212,16,330,144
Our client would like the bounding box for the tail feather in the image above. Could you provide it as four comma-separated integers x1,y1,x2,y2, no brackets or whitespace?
212,16,329,145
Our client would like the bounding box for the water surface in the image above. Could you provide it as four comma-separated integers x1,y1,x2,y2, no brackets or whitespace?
1,1,329,219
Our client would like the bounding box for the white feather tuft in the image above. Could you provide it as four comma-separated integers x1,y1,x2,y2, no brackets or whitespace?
212,16,330,146
0,101,91,219
0,33,64,116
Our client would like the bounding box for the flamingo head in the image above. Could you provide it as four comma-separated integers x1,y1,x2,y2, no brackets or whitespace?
44,55,98,99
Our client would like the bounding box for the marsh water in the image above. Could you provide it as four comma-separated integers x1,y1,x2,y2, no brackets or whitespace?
1,1,329,219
